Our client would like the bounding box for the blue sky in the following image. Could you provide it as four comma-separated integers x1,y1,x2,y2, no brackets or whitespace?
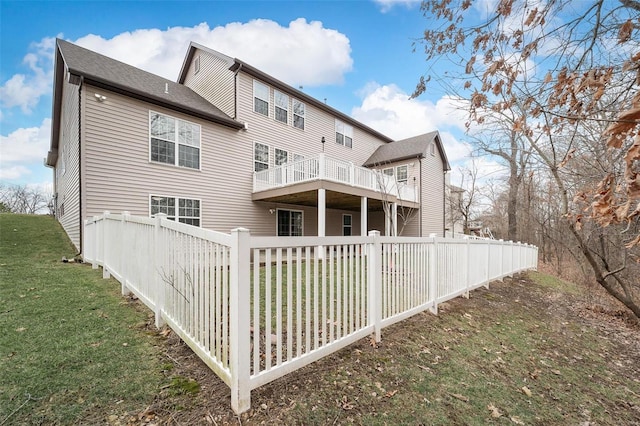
1,0,481,192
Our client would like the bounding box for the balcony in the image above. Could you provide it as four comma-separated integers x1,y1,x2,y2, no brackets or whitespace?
252,153,418,205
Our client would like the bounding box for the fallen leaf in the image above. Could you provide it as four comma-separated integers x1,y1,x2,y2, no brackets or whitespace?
521,386,532,397
385,390,398,398
511,416,525,425
487,403,502,418
15,327,26,332
450,393,469,402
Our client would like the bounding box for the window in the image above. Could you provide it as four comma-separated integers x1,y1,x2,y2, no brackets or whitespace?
342,214,352,236
254,142,269,171
275,148,288,166
194,55,200,74
254,80,269,116
150,195,200,227
396,165,408,184
274,91,289,124
383,168,394,177
277,209,303,236
150,112,200,169
293,100,305,130
335,120,353,148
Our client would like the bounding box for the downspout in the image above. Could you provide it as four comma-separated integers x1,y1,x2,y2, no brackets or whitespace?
77,76,84,256
232,63,243,119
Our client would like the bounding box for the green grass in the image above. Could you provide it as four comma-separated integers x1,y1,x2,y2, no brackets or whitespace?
0,214,167,424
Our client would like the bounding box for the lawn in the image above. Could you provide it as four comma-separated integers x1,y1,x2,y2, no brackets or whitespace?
0,214,168,424
1,214,638,425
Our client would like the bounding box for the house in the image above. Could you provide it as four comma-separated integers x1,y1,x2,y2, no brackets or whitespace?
45,39,451,252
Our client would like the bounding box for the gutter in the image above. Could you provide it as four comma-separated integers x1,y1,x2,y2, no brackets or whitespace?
232,63,243,119
78,75,84,256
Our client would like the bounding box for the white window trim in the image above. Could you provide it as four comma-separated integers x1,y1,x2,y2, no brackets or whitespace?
194,55,200,74
275,148,289,166
335,120,353,148
342,214,352,236
276,208,304,236
148,111,202,171
383,167,394,176
253,80,270,117
149,194,202,227
274,90,289,124
396,165,408,183
254,142,270,171
293,99,305,130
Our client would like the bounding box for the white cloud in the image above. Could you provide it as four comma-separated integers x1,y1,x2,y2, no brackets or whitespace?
0,118,51,180
351,82,472,162
0,37,56,113
74,19,353,86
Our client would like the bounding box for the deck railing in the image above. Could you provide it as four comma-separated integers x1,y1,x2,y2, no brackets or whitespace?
84,212,538,414
253,153,418,203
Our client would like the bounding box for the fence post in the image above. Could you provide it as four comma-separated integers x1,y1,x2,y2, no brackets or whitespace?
368,230,382,342
121,212,131,296
102,211,111,279
230,228,251,414
463,239,471,298
428,236,438,314
485,239,491,289
91,216,99,269
154,214,166,328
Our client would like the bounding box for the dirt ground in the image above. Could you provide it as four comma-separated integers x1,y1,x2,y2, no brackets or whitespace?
116,272,640,425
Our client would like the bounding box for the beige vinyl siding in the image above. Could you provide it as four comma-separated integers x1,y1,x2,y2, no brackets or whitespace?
182,49,235,118
235,72,386,166
419,143,446,237
56,72,81,249
80,84,353,237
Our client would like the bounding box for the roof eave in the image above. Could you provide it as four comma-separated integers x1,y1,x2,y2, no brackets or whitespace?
76,73,244,130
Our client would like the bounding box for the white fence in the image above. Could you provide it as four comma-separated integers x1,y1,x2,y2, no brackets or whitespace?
84,212,538,414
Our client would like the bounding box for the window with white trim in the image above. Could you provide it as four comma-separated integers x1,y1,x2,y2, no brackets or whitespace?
150,112,200,169
150,195,201,227
396,165,408,184
275,148,289,166
342,214,352,236
254,80,269,116
293,100,305,130
254,142,269,171
274,90,289,124
194,55,200,74
277,209,303,236
335,120,353,148
383,168,394,177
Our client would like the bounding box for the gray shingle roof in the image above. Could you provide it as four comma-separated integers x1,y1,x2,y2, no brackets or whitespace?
56,39,243,130
363,131,451,170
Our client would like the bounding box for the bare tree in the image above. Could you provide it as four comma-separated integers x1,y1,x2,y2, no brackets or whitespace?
412,0,640,317
373,166,419,236
0,183,53,215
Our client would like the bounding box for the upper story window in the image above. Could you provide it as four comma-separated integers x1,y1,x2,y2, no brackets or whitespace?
396,165,408,183
150,195,201,227
274,91,289,124
150,112,200,169
254,142,269,171
335,120,353,148
293,100,305,130
254,80,269,116
383,168,394,177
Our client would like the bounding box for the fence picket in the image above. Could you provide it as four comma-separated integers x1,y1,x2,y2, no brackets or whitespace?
85,213,537,416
